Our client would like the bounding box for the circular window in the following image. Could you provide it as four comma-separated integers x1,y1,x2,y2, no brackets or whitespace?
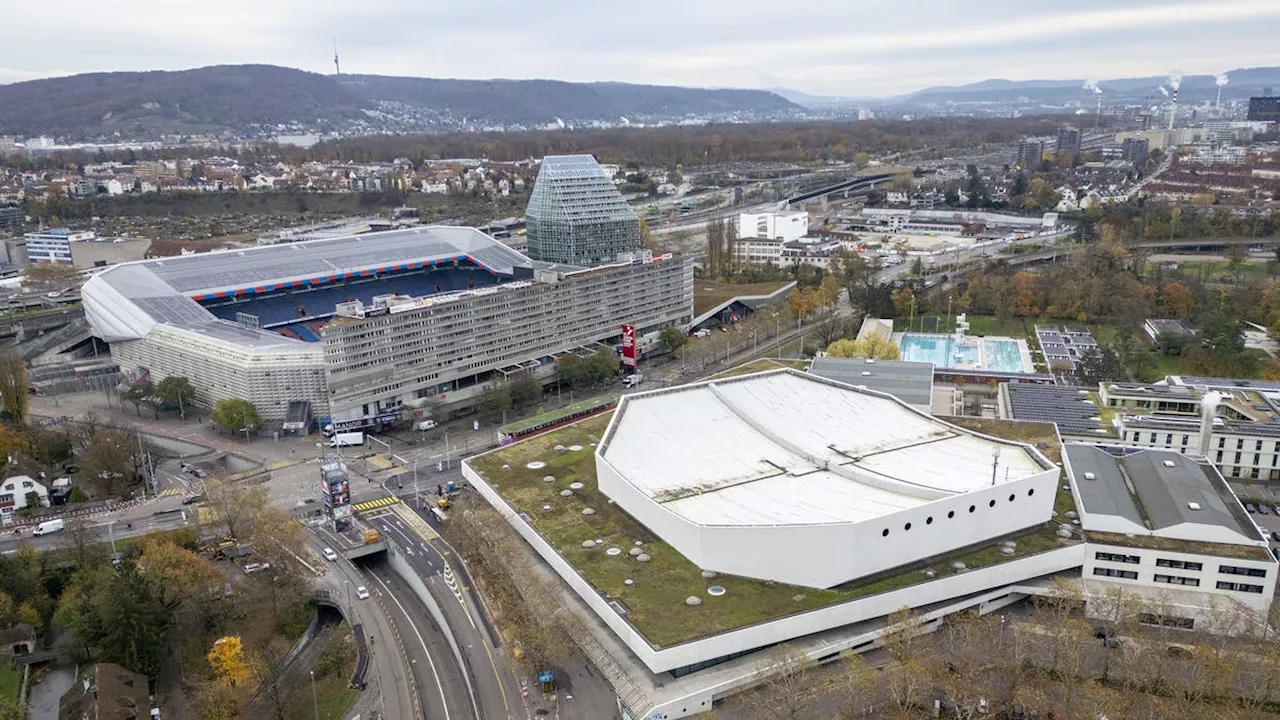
947,510,956,519
882,528,889,537
1008,494,1016,502
926,516,934,525
989,499,996,508
1028,488,1035,496
904,522,912,531
969,505,976,513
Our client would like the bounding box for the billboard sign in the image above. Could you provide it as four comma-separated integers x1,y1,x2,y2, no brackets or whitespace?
620,324,637,369
331,504,355,520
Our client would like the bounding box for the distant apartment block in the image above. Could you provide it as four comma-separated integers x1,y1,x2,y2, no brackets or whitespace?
1122,137,1150,165
1016,138,1045,167
0,206,21,233
1056,127,1082,160
525,155,641,267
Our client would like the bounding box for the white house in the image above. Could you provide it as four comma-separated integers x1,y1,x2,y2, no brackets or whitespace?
0,476,50,524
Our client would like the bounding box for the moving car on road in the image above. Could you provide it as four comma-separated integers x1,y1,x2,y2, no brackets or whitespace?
355,586,370,600
323,548,338,561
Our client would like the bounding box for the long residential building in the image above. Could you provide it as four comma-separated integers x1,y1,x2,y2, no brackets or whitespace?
1002,376,1280,481
82,226,693,424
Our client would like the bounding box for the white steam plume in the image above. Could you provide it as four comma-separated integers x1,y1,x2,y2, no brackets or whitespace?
1082,79,1098,92
1168,74,1182,91
1158,86,1170,97
1216,72,1230,87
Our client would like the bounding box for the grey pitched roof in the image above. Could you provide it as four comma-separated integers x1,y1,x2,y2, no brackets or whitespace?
808,357,934,407
1065,445,1255,538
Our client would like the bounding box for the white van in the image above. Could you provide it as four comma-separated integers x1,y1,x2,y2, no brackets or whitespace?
622,374,644,388
416,420,438,431
33,518,65,536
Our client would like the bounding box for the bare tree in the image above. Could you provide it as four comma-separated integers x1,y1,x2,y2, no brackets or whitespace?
0,351,28,425
749,644,819,720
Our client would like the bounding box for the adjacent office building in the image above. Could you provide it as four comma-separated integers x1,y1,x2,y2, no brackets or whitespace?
23,229,95,264
525,155,641,267
1247,97,1280,123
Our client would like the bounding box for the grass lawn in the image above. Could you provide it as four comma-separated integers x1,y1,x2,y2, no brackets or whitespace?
286,623,359,720
469,411,1072,649
693,280,791,316
709,358,808,380
0,663,19,703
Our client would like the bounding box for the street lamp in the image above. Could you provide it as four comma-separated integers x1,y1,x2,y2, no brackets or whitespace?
310,670,320,720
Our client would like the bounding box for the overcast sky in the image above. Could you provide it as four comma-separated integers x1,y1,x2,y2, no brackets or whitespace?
2,0,1278,96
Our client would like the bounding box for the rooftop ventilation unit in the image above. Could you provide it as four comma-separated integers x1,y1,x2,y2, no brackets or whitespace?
1188,502,1202,511
1083,472,1096,481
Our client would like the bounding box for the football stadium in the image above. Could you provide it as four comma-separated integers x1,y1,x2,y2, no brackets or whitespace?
82,226,693,423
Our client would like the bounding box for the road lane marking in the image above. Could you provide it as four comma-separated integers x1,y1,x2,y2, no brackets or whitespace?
368,572,455,720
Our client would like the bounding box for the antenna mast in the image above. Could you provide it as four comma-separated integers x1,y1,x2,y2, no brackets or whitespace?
333,37,341,76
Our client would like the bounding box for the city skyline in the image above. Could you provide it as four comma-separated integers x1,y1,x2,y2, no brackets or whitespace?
2,0,1278,96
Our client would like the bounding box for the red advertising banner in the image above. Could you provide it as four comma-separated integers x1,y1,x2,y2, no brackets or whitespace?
621,324,637,369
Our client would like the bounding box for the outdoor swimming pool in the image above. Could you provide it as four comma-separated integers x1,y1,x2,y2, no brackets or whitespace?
898,333,1030,373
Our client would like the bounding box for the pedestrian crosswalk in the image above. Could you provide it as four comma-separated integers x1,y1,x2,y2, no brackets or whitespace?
353,496,401,513
158,488,183,497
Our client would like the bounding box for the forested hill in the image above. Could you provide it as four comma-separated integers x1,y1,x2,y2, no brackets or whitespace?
0,64,800,139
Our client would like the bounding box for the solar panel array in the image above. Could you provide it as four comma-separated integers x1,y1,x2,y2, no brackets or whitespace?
1034,324,1099,374
1006,382,1106,436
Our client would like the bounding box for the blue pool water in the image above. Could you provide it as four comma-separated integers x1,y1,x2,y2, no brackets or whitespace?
983,339,1026,373
898,333,1027,373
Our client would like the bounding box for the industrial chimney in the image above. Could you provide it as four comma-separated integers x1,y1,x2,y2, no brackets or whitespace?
1168,87,1179,131
1197,391,1222,457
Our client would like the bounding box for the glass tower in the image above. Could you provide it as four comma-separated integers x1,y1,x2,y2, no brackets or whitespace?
525,155,642,266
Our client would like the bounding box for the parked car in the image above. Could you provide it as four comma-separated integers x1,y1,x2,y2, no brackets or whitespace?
1271,531,1280,543
1246,503,1258,513
1260,505,1270,515
242,563,270,575
182,494,204,505
1272,505,1280,516
323,548,338,561
356,586,370,600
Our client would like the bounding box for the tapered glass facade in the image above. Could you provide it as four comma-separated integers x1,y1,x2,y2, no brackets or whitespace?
525,155,641,266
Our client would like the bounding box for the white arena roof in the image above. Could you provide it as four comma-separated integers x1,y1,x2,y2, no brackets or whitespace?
600,370,1050,528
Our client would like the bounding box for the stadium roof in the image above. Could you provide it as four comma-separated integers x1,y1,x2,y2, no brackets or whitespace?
1065,445,1259,544
808,357,933,409
82,227,532,346
599,369,1050,527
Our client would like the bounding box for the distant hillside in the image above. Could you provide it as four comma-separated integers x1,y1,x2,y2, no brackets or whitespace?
0,65,800,139
896,66,1280,107
340,75,797,123
0,65,364,138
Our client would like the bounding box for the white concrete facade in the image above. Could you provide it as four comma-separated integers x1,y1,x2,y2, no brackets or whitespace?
461,456,1084,678
596,371,1060,589
738,211,807,243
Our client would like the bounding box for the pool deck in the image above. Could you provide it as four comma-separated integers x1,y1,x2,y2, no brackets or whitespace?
894,332,1034,374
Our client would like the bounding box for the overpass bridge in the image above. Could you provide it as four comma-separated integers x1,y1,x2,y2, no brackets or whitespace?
784,172,895,207
995,236,1276,268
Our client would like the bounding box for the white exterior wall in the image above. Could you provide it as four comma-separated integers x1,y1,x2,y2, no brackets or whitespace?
738,212,807,243
464,457,1084,675
1084,541,1276,626
598,457,1059,589
1118,426,1280,481
111,326,328,420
